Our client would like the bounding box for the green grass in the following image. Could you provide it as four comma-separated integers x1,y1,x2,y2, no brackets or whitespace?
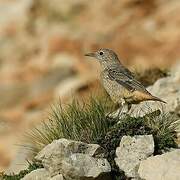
26,95,116,153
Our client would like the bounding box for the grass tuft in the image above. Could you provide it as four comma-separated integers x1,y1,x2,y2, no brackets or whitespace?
26,95,116,153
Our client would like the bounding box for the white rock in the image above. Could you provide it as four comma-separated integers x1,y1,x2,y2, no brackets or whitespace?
115,135,154,178
22,168,64,180
36,138,104,161
22,168,50,180
35,138,110,179
61,153,111,180
50,174,64,180
138,149,180,180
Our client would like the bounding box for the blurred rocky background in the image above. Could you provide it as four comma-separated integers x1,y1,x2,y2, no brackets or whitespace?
0,0,180,171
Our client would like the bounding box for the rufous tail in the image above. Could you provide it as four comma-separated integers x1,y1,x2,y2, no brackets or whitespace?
151,96,166,103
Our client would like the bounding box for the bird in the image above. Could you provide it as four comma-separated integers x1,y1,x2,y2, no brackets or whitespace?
85,48,166,115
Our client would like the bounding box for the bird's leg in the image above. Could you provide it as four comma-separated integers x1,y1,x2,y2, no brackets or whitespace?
121,103,129,114
117,105,123,117
117,98,128,118
127,104,132,113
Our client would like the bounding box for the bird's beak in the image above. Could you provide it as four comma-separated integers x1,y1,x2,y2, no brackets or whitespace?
84,52,96,58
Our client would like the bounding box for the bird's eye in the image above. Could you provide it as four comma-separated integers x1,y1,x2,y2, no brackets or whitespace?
99,51,104,55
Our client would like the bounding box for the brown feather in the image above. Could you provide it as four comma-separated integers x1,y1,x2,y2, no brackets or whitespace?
133,91,166,103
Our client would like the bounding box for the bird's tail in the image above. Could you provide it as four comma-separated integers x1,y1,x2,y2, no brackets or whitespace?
151,96,166,104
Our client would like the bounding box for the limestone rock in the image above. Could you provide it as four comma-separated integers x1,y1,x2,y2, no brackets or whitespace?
35,138,104,161
22,168,64,180
35,138,111,180
115,135,154,178
22,168,50,180
51,174,64,180
60,153,111,180
138,149,180,180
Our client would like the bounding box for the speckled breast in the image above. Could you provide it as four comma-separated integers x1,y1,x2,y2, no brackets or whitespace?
100,71,132,104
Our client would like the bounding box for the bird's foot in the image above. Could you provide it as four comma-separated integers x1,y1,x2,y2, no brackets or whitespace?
116,101,131,121
116,106,129,120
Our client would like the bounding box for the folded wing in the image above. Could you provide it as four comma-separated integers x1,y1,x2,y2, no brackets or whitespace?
107,66,150,94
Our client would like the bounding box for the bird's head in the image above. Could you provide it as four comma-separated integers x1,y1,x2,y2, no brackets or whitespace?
85,48,120,67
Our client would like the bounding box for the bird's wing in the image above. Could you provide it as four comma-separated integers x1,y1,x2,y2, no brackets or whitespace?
119,66,134,79
107,67,149,93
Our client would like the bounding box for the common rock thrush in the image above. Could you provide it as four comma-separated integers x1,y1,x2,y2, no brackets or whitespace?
85,48,166,114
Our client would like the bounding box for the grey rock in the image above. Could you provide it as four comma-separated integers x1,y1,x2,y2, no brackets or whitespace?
115,135,154,178
61,153,111,180
35,138,110,180
51,174,64,180
35,138,104,161
22,168,64,180
22,168,50,180
138,149,180,180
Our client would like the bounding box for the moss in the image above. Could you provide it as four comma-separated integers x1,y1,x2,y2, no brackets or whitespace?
0,161,43,180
